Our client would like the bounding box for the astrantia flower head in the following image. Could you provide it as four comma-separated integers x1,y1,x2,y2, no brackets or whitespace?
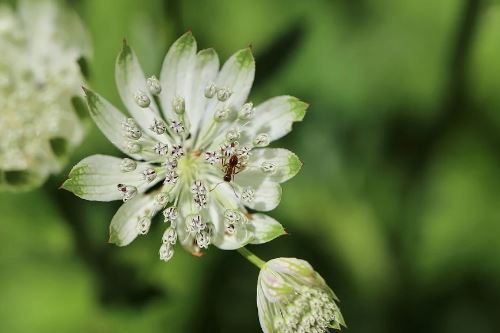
0,0,90,191
63,32,308,259
257,257,345,333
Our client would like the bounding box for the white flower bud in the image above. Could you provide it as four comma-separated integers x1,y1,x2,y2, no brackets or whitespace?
159,243,174,262
204,82,217,98
122,118,142,140
137,216,151,234
239,102,254,120
120,158,137,172
142,168,157,182
163,206,178,222
254,133,270,147
241,187,255,202
154,192,170,207
172,96,185,114
134,90,150,108
257,258,345,333
162,227,177,244
117,183,137,202
214,106,230,121
216,87,232,101
126,141,141,154
146,75,161,95
150,118,166,135
261,161,277,174
226,128,240,142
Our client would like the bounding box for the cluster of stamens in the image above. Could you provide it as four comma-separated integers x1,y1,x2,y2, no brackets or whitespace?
223,209,248,235
112,70,279,262
272,286,341,333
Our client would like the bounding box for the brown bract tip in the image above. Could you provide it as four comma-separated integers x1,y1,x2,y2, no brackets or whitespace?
192,251,204,257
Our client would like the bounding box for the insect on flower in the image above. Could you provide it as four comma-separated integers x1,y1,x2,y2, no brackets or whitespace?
62,31,307,261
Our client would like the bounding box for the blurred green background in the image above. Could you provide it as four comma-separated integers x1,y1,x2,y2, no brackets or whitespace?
1,0,500,332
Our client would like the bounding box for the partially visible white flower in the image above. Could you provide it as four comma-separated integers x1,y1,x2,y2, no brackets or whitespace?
257,258,346,333
0,0,90,191
63,32,307,260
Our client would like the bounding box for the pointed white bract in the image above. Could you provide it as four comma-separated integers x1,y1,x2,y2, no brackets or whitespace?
63,32,307,260
0,0,90,191
257,258,346,333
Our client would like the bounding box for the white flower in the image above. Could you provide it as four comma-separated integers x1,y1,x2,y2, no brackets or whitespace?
63,32,307,260
257,258,346,333
0,0,90,191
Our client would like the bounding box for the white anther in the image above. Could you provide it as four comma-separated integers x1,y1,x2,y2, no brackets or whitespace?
162,157,178,170
137,216,151,235
164,170,179,185
163,206,178,222
191,180,207,195
162,227,177,244
239,102,254,120
153,142,169,155
204,151,220,165
187,214,205,233
214,106,230,121
224,209,241,224
154,192,170,207
170,120,184,134
236,146,251,160
204,82,217,98
220,142,236,157
225,223,236,235
120,158,137,172
216,87,232,101
142,168,157,182
261,161,277,174
159,243,174,261
196,231,211,248
172,96,185,114
146,75,161,95
117,184,137,202
126,141,141,154
241,187,255,202
171,144,184,159
226,128,240,142
134,90,150,108
254,133,270,147
193,193,208,209
122,118,142,140
150,118,166,134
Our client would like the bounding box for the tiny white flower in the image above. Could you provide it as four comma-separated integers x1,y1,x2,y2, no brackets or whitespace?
0,0,90,191
63,32,307,261
257,258,346,333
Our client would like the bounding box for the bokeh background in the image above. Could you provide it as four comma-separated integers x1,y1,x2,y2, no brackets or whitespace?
1,0,500,332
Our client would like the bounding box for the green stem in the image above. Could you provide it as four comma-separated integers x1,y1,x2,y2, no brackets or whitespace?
237,247,266,269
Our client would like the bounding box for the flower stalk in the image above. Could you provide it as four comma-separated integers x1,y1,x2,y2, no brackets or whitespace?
237,247,266,269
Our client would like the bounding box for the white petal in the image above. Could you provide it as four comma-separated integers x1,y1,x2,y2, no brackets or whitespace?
214,48,255,109
62,154,161,201
247,213,286,244
83,87,160,161
238,148,302,184
241,96,308,144
257,285,274,333
109,192,157,246
187,48,219,136
236,179,282,212
115,41,163,137
209,202,252,250
197,48,255,146
159,32,197,120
